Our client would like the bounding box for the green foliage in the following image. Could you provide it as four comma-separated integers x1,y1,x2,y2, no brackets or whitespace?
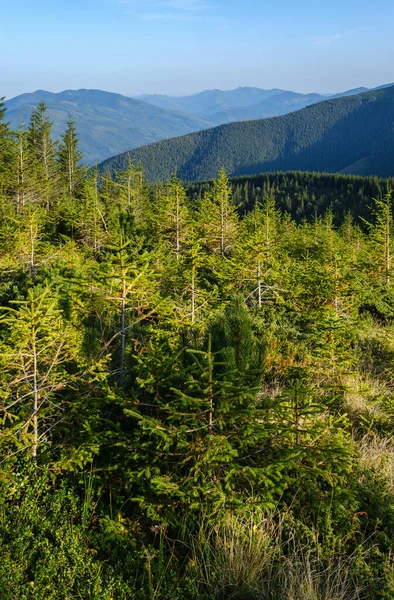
57,116,84,196
189,170,394,225
0,286,81,460
0,466,140,599
1,107,394,597
100,85,394,182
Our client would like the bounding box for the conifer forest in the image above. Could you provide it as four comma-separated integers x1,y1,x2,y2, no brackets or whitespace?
3,98,394,599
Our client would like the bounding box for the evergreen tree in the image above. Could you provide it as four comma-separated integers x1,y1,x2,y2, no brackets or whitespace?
237,194,283,307
121,302,283,520
77,169,107,253
0,97,15,197
0,287,79,461
179,226,214,326
156,174,189,259
199,169,238,256
94,227,159,390
15,121,29,212
57,116,83,196
116,160,150,226
367,191,393,286
27,102,57,210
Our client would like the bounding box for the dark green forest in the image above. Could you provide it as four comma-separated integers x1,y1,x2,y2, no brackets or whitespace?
100,85,394,182
186,171,394,224
3,98,394,599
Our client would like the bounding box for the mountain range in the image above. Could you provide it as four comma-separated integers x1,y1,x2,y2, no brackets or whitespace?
5,84,390,165
136,85,389,125
4,89,212,164
99,85,394,182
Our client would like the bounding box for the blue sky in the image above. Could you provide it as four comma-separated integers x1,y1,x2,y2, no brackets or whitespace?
1,0,393,99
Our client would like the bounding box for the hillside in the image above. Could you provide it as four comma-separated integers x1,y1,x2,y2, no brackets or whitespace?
138,86,330,125
209,91,325,123
4,89,213,164
4,95,394,596
136,86,287,116
137,85,387,125
100,85,394,182
186,170,394,224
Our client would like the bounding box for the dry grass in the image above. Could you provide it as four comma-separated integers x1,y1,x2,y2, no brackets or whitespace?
357,433,394,492
342,372,394,491
279,548,362,600
191,511,362,600
191,511,280,599
343,373,390,424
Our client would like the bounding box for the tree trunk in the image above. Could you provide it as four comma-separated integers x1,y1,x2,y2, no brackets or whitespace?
386,204,390,286
120,260,127,389
32,323,38,462
191,266,195,324
257,260,262,308
207,335,213,431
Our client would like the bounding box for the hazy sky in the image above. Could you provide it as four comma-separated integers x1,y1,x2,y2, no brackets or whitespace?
2,0,394,99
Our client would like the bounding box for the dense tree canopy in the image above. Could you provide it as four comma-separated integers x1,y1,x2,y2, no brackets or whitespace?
100,85,394,182
1,102,394,598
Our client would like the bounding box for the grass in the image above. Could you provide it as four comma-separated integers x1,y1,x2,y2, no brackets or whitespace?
190,510,363,600
357,433,394,492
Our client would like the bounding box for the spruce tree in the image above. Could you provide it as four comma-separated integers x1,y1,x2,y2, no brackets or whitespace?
0,287,78,461
77,169,107,253
114,160,150,226
0,97,16,199
199,169,238,256
94,227,159,390
57,116,83,196
27,101,57,210
237,195,283,307
15,122,29,212
368,192,393,286
157,174,189,260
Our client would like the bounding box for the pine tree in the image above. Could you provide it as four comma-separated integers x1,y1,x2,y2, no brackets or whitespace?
0,287,78,461
18,202,45,279
179,226,213,326
277,367,352,488
116,160,150,225
94,227,159,390
237,194,283,308
27,102,57,210
119,299,303,520
156,174,189,260
15,121,29,212
77,169,107,253
0,97,16,197
199,169,238,256
57,116,83,196
367,191,393,286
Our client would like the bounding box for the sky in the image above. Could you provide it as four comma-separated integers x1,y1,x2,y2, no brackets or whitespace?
1,0,394,99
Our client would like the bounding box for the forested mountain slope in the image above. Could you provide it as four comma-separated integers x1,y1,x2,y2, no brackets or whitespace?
208,91,325,124
5,89,213,164
186,170,394,223
101,85,394,181
3,96,394,596
137,84,390,125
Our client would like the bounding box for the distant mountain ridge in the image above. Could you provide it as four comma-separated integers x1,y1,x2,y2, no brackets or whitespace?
5,83,393,165
4,89,213,164
136,84,392,125
137,87,287,117
208,91,326,123
100,85,394,182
